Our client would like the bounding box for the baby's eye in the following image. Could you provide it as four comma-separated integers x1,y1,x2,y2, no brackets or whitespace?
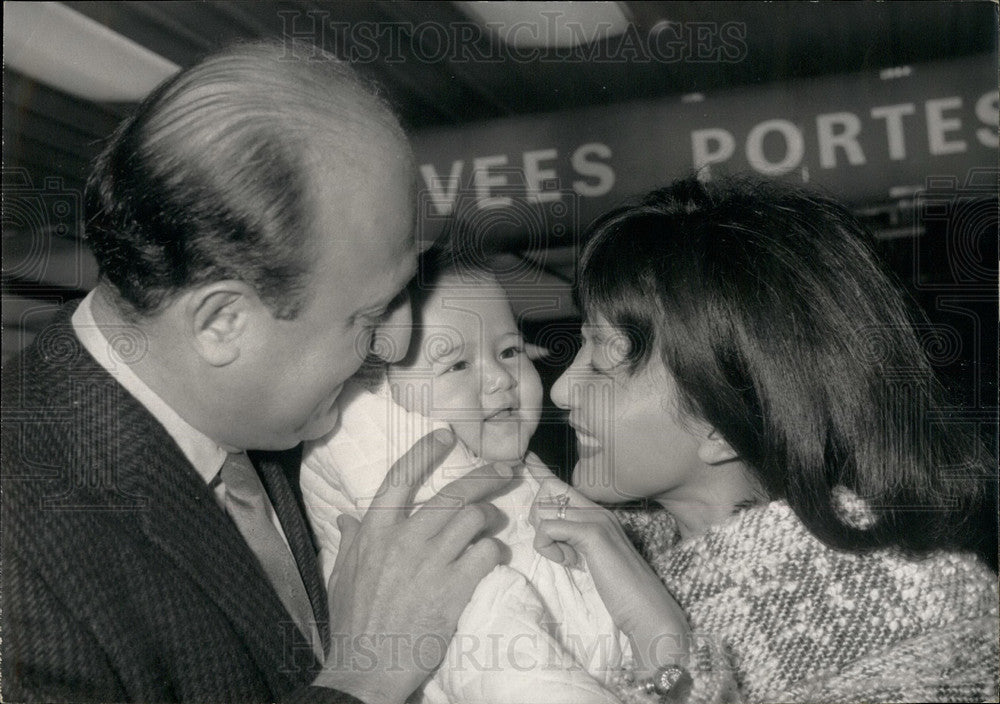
499,345,524,360
445,360,469,373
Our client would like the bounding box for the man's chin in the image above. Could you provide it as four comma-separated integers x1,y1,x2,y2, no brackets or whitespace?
297,405,342,444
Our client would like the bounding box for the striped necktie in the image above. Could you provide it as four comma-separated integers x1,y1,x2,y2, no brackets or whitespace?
219,451,323,662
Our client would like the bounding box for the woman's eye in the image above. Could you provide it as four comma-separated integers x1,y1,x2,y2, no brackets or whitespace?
446,361,469,373
499,345,523,360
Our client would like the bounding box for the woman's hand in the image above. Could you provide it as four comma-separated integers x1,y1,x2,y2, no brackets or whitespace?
527,463,693,679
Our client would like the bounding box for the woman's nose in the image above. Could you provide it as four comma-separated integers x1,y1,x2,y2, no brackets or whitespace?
551,347,589,409
550,368,571,409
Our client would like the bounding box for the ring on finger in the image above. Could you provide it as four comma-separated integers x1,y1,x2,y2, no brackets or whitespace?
553,492,570,520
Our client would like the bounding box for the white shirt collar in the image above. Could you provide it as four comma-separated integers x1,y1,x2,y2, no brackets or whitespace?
72,291,227,485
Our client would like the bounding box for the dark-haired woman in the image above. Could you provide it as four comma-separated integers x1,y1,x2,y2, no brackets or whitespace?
530,176,998,703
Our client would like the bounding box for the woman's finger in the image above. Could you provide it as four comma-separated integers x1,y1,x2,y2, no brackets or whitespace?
529,479,582,566
528,477,608,568
530,484,564,522
529,477,570,521
532,526,579,566
534,517,617,559
535,517,692,667
529,476,603,528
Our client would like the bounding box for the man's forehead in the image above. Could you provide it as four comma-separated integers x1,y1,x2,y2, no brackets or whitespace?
307,128,415,219
360,244,418,308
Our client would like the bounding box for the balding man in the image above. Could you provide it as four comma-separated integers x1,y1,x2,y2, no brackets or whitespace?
2,41,510,704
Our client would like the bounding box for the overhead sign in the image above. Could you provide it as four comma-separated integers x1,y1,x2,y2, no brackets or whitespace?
411,54,998,245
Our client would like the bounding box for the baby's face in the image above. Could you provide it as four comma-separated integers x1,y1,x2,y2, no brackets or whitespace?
387,273,543,462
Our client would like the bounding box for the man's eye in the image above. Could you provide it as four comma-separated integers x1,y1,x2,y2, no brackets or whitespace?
357,310,387,328
499,345,524,360
445,361,469,373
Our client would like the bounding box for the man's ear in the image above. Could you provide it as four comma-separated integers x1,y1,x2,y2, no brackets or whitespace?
697,428,740,465
186,282,255,366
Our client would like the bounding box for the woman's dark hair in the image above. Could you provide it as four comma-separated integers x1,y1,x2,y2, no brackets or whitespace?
85,39,405,320
578,174,993,557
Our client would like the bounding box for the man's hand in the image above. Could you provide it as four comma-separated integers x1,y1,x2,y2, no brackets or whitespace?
313,429,513,704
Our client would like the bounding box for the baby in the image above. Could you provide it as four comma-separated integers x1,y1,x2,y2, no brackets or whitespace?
301,249,628,704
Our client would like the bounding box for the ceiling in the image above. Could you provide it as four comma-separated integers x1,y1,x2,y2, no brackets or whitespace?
2,1,998,358
5,1,997,198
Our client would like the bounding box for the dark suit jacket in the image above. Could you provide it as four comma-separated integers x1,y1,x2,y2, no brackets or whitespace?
1,304,361,703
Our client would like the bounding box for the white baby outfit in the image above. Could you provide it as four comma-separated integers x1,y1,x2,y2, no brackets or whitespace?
301,380,629,704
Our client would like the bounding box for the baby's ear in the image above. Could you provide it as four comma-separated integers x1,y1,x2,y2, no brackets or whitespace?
697,429,739,465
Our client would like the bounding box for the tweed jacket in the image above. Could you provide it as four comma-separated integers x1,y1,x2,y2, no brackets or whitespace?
1,303,360,703
617,500,1000,704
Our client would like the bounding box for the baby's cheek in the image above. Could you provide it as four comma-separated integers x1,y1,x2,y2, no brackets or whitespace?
521,371,545,415
425,378,479,418
450,420,483,456
388,378,434,415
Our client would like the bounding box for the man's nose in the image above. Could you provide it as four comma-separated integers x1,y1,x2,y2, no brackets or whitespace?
371,295,412,363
